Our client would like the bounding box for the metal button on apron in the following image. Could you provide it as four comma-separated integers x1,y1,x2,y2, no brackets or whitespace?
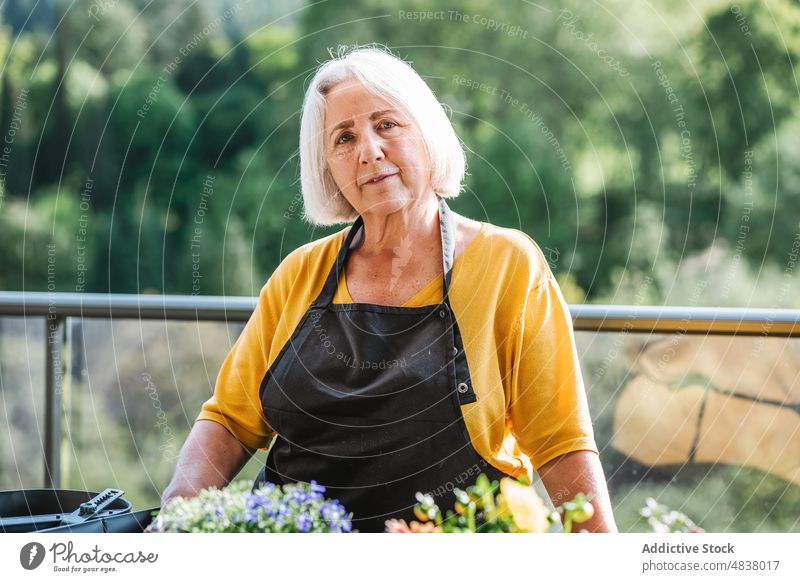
457,382,469,394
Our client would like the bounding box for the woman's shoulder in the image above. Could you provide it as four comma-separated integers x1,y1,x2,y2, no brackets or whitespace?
283,228,346,268
258,228,347,297
471,222,553,289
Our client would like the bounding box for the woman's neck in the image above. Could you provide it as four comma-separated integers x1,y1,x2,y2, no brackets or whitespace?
355,196,440,258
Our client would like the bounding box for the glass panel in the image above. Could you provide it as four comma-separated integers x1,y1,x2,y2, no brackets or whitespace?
0,316,46,490
61,317,266,510
577,331,800,532
7,310,799,530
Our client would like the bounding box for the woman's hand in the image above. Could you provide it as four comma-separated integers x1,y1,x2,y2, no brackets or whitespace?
160,419,256,508
538,450,619,532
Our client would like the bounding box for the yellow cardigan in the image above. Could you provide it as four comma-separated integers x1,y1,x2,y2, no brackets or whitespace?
198,221,598,483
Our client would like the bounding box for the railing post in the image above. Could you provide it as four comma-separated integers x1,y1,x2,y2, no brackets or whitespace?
63,316,85,488
44,315,64,489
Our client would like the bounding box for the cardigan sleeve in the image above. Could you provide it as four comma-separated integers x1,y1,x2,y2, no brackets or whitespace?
196,280,278,449
507,270,599,471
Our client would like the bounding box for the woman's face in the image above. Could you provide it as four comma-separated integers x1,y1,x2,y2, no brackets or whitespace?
323,78,432,218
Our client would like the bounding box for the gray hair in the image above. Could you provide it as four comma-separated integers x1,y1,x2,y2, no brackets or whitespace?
299,45,466,226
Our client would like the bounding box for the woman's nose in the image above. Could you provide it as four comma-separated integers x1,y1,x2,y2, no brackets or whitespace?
358,132,385,164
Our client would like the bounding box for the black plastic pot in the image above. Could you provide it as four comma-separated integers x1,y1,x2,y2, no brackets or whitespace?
0,488,133,533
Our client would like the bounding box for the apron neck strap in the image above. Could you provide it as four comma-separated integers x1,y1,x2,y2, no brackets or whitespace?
438,196,456,296
313,196,456,308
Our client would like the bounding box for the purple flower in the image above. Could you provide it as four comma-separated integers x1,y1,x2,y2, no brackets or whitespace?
327,517,352,533
244,491,277,522
321,500,345,520
288,489,308,504
308,480,326,499
295,514,312,532
246,492,273,510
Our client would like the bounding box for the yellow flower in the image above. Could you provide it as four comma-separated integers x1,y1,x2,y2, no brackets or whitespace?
499,478,549,533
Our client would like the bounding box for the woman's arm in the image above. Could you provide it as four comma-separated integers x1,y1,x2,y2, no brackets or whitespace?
538,450,618,532
160,419,256,507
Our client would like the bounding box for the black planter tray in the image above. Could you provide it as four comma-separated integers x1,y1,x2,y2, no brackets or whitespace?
40,507,158,533
0,489,133,533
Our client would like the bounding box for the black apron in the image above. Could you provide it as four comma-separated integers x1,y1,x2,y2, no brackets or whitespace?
255,196,507,532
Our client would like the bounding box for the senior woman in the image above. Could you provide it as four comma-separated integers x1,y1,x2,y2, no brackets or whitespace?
162,47,617,533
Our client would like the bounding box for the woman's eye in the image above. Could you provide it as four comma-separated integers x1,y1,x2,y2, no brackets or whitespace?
336,133,353,145
379,120,397,129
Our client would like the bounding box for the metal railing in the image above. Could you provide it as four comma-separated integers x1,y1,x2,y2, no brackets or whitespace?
1,291,799,488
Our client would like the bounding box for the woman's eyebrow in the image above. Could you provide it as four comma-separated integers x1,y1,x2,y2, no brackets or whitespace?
328,109,398,138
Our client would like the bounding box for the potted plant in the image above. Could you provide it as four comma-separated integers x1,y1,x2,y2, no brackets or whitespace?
149,480,354,533
385,474,595,533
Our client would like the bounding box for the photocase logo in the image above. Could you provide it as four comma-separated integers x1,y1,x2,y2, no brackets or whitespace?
20,542,46,570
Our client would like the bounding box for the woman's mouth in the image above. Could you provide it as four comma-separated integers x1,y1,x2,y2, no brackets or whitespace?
365,173,396,185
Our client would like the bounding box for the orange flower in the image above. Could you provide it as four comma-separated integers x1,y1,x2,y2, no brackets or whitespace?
409,520,442,533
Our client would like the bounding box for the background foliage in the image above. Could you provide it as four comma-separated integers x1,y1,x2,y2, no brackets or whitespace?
1,0,798,306
1,0,799,531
